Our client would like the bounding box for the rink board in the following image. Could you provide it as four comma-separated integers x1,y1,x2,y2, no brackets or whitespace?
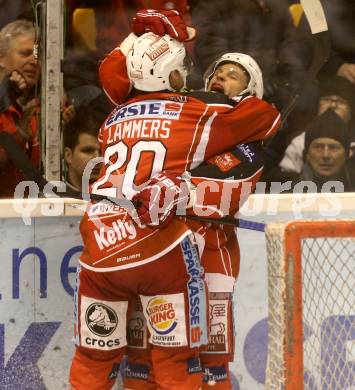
0,194,354,389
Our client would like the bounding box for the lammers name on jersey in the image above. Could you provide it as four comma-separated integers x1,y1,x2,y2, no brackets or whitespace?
103,100,183,143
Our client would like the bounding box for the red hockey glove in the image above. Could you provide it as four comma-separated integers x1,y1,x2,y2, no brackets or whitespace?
132,9,195,42
132,171,191,228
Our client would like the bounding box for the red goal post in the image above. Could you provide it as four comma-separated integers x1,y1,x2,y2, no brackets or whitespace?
265,220,355,390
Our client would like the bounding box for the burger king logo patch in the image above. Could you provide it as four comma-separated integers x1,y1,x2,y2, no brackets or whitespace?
140,293,188,347
146,297,178,334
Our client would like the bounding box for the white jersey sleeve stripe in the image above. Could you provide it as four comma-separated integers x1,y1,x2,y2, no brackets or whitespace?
190,111,218,170
185,106,209,171
265,112,281,137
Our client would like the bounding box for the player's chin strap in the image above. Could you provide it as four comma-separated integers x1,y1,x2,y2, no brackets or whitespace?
0,131,267,231
281,0,330,125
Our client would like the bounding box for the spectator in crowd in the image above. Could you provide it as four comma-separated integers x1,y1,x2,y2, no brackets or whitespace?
0,19,40,198
278,76,354,174
296,110,353,192
63,108,103,193
296,0,355,85
301,110,353,191
190,0,305,113
0,20,39,90
265,110,354,192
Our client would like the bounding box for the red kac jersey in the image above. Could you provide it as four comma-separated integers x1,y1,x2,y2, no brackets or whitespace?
79,47,280,272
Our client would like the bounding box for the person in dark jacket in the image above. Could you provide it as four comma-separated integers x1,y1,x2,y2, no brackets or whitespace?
191,0,305,110
299,109,354,192
296,0,355,85
0,19,40,198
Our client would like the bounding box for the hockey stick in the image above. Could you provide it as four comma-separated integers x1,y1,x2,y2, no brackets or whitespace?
281,0,330,124
186,215,265,231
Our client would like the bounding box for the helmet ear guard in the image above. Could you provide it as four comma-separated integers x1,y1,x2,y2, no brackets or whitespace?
204,53,264,99
126,32,191,92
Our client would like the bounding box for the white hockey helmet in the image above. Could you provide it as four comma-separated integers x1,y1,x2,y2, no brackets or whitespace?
126,32,191,92
204,53,264,99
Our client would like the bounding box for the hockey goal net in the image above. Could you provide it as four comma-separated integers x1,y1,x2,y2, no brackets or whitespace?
265,220,355,390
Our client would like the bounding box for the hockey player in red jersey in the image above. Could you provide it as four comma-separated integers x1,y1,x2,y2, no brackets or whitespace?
196,53,266,390
96,10,278,390
69,13,280,390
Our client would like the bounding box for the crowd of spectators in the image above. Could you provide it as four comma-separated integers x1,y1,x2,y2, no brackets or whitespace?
0,0,354,197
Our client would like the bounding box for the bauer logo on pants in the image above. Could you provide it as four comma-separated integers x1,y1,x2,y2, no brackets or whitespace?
79,296,128,351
